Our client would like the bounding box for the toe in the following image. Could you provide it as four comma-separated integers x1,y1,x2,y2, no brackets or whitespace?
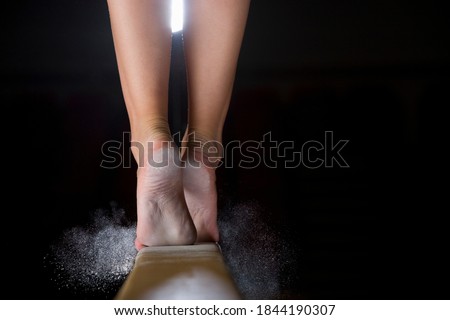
135,238,145,251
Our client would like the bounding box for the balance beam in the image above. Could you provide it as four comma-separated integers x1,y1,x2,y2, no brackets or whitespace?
115,243,241,299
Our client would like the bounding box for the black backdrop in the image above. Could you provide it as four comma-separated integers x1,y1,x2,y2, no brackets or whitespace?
2,0,449,299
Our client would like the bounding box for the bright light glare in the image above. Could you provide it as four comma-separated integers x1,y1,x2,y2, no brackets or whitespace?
171,0,184,32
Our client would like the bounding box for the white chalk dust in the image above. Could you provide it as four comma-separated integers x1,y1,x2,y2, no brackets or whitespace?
44,201,295,299
44,203,136,298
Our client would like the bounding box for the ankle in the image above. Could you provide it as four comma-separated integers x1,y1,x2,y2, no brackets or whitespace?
182,130,223,168
130,118,174,165
131,117,172,142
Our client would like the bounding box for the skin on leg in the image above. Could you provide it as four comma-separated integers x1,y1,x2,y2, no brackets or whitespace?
182,0,251,242
107,0,173,144
107,0,196,248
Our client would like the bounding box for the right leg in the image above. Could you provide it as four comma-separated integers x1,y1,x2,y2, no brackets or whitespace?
182,0,251,242
107,0,196,248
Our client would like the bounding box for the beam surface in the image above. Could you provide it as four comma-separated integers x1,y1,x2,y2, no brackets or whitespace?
116,243,241,299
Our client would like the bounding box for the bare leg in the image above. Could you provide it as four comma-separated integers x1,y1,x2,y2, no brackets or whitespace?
183,0,251,242
107,0,196,248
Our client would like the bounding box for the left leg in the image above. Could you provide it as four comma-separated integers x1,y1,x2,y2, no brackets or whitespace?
107,0,196,248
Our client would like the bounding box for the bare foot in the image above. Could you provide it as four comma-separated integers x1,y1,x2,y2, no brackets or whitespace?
135,141,196,249
183,148,220,243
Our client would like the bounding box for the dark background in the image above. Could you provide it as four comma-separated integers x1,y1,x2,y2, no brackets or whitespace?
2,0,449,299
